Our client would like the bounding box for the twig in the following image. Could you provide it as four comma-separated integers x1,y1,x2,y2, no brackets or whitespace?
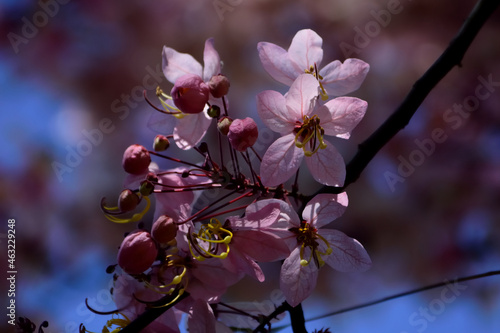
317,0,500,195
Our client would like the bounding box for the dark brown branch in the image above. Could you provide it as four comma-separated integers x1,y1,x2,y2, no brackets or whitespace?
318,0,500,195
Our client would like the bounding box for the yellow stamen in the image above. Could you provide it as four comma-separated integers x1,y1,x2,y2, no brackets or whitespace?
305,64,329,100
293,221,332,269
294,115,328,156
104,196,151,224
189,218,233,260
156,86,185,118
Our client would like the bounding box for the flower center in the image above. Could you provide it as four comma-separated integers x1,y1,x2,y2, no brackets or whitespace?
188,218,233,261
305,64,328,101
290,221,333,268
294,115,327,157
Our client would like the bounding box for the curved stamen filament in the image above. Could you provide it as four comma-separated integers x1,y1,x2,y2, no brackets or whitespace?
295,221,333,268
104,196,151,224
305,64,328,100
189,219,233,260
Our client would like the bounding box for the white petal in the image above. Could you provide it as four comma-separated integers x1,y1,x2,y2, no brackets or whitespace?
257,90,297,134
173,110,212,150
203,38,221,81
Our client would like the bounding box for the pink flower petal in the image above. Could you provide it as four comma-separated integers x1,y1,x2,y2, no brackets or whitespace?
286,74,320,119
280,247,319,307
304,140,346,186
162,46,203,84
257,42,297,86
302,193,348,228
223,244,265,282
203,38,221,82
260,134,304,186
319,229,372,272
173,110,212,150
244,198,301,229
188,299,216,333
287,29,323,71
319,58,370,96
233,230,290,262
317,97,368,139
257,90,296,134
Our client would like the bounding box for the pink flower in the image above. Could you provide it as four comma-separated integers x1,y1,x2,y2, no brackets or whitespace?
278,193,372,307
223,200,292,281
257,74,367,186
161,38,222,150
258,29,369,98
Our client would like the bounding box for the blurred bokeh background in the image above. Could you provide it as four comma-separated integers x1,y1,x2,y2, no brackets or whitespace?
1,0,500,332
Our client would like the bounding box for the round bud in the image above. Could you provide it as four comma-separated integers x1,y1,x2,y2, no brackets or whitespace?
171,74,210,114
227,117,259,152
139,180,155,196
207,105,221,118
118,189,140,212
153,135,170,151
208,74,230,98
151,215,178,244
217,116,233,136
117,230,158,275
122,144,151,175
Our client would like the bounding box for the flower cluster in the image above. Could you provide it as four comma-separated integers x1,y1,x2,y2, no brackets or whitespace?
90,29,371,332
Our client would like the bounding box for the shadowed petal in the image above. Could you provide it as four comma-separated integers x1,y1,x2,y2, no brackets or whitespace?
233,230,290,262
302,193,348,228
260,134,304,186
280,247,319,307
304,140,345,186
173,110,212,150
319,229,372,272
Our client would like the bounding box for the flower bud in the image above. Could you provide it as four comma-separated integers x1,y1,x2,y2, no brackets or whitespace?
207,105,221,118
227,117,259,152
122,144,151,175
151,215,177,244
153,135,170,151
208,74,230,98
171,74,210,114
217,116,233,136
117,230,157,275
118,189,140,212
139,180,155,196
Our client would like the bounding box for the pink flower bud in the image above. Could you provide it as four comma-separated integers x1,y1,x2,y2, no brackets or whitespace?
118,189,140,212
122,144,151,175
151,215,177,244
217,116,233,136
153,135,170,151
227,117,259,152
171,74,210,114
208,74,230,98
117,230,157,275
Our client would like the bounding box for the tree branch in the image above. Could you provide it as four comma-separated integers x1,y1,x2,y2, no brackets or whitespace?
318,0,500,195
